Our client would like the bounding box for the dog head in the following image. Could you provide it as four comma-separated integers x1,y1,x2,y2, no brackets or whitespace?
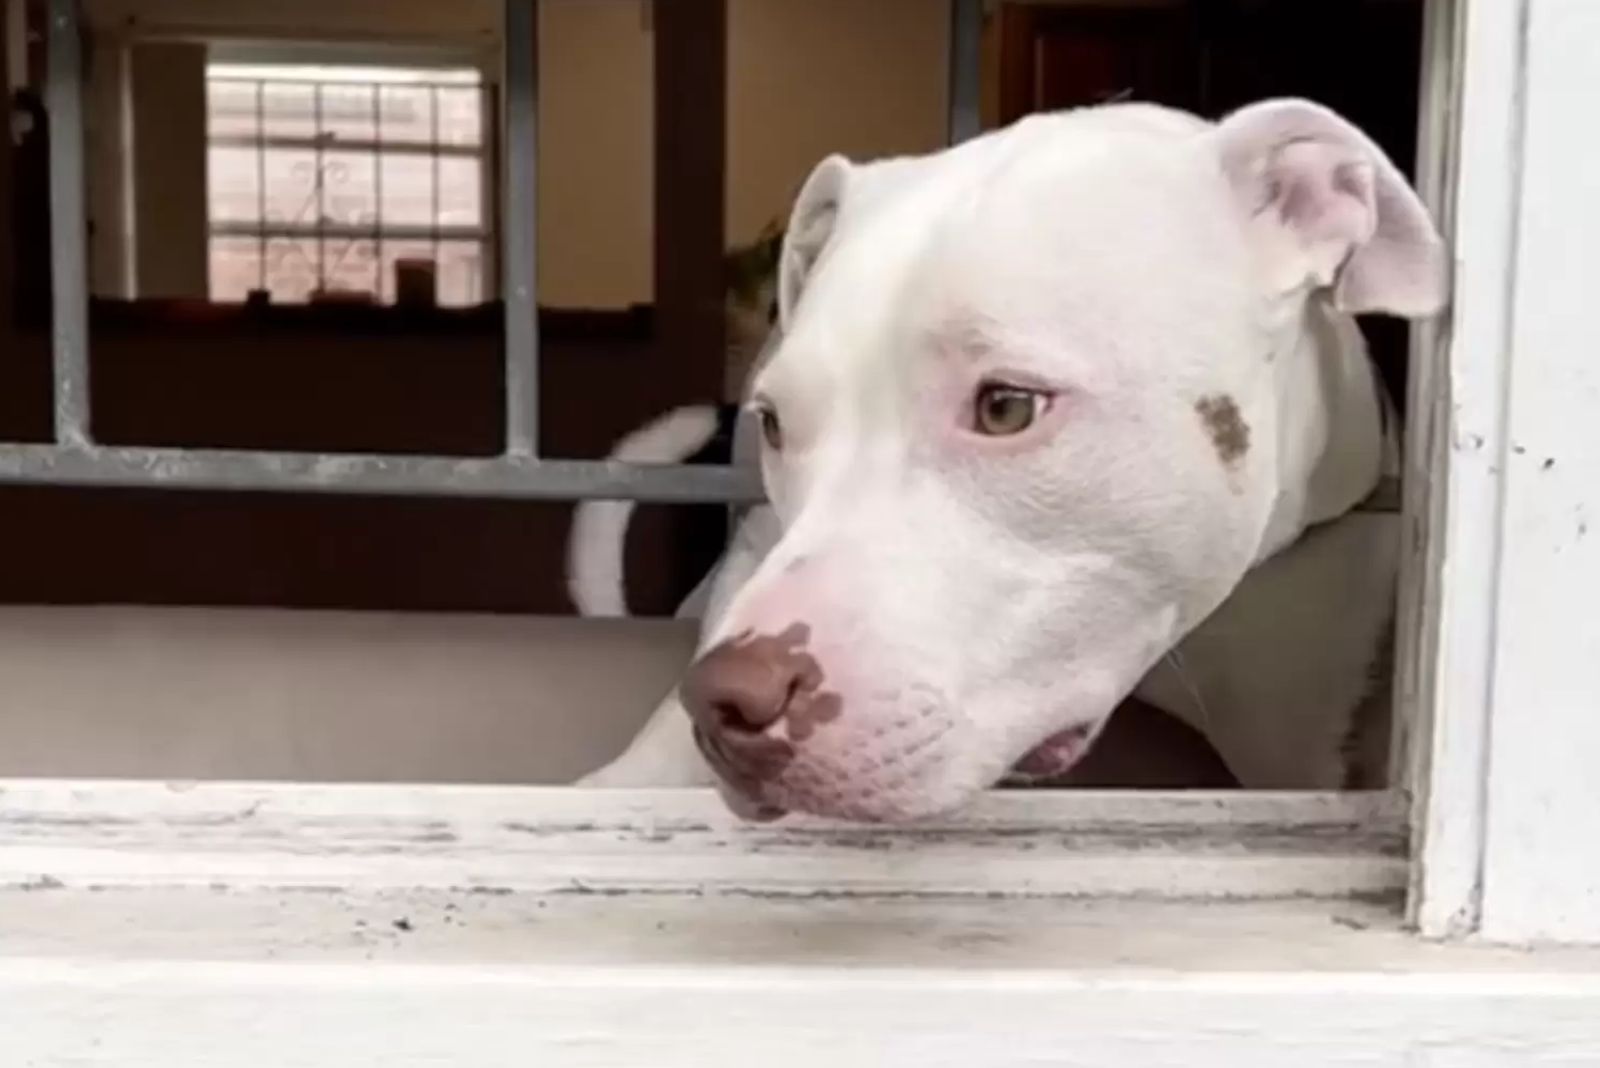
683,99,1448,821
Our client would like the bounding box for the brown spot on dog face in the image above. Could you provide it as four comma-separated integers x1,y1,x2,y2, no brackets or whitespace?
1195,394,1250,466
784,689,842,743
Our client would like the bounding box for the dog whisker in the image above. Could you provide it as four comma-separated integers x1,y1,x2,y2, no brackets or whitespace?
1162,647,1213,737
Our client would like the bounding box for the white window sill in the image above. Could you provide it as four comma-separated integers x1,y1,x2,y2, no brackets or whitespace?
5,889,1600,1066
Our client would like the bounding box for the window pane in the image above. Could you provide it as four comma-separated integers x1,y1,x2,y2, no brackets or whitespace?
437,239,485,307
264,235,321,303
378,239,436,304
379,85,434,145
261,81,316,139
320,82,376,144
437,156,481,228
436,87,482,147
323,236,379,298
207,79,259,137
379,152,435,226
208,144,261,223
322,150,377,228
209,237,262,302
261,147,319,227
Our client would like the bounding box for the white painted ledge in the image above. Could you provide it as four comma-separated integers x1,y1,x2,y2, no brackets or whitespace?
5,782,1599,1062
4,891,1600,1066
1,779,1405,899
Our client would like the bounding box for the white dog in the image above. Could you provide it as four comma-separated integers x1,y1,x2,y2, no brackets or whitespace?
575,98,1446,823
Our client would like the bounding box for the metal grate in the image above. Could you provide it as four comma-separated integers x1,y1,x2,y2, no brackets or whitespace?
0,0,979,504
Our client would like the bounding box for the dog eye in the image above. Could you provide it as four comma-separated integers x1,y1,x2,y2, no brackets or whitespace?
756,405,783,450
973,384,1049,436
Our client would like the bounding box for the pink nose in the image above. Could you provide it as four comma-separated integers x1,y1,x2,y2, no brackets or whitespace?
679,624,825,789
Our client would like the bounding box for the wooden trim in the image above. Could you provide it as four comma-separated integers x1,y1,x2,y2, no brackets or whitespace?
0,0,14,334
652,0,726,403
0,780,1406,900
996,3,1038,126
994,2,1199,124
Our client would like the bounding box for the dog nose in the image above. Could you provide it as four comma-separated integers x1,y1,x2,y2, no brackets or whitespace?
682,632,811,733
679,625,821,784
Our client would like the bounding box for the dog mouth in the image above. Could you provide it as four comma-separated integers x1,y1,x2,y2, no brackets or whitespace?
692,725,789,821
709,722,1100,821
1000,723,1098,786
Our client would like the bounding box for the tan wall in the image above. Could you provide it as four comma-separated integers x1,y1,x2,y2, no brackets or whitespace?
129,42,209,297
535,0,653,309
5,0,24,92
81,0,951,306
726,0,950,245
85,38,135,297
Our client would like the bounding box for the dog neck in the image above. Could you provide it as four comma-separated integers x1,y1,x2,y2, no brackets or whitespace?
1253,296,1392,566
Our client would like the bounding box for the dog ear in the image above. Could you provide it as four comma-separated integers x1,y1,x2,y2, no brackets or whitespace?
778,154,852,328
1211,98,1448,317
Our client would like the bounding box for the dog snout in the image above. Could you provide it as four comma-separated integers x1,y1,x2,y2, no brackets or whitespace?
684,633,804,734
680,623,836,787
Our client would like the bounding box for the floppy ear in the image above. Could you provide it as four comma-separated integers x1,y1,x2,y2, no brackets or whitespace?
1212,98,1448,317
778,154,852,329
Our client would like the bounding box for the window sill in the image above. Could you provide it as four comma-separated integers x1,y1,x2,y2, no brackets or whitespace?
2,779,1403,900
5,889,1600,1065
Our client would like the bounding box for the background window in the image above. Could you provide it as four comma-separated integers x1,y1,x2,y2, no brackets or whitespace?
205,62,493,307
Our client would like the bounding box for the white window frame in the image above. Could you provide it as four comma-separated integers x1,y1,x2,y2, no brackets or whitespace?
5,0,1600,1060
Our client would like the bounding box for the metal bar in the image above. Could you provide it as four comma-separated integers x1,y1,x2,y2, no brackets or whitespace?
45,0,91,445
0,443,1402,512
211,222,488,242
947,0,984,144
0,445,764,503
209,77,484,93
501,0,540,455
209,136,486,159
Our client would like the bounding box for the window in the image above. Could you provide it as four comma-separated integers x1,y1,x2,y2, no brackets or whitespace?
5,5,1600,1057
205,62,493,307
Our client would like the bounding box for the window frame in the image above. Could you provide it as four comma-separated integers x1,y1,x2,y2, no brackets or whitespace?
5,0,1600,1057
1,1,1597,1033
201,57,497,306
1406,0,1600,946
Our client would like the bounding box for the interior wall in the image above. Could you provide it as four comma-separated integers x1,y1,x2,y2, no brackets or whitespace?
725,0,950,246
79,0,952,306
82,0,656,308
5,0,23,92
128,43,210,297
82,0,500,44
534,0,653,309
0,606,695,784
85,38,134,297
